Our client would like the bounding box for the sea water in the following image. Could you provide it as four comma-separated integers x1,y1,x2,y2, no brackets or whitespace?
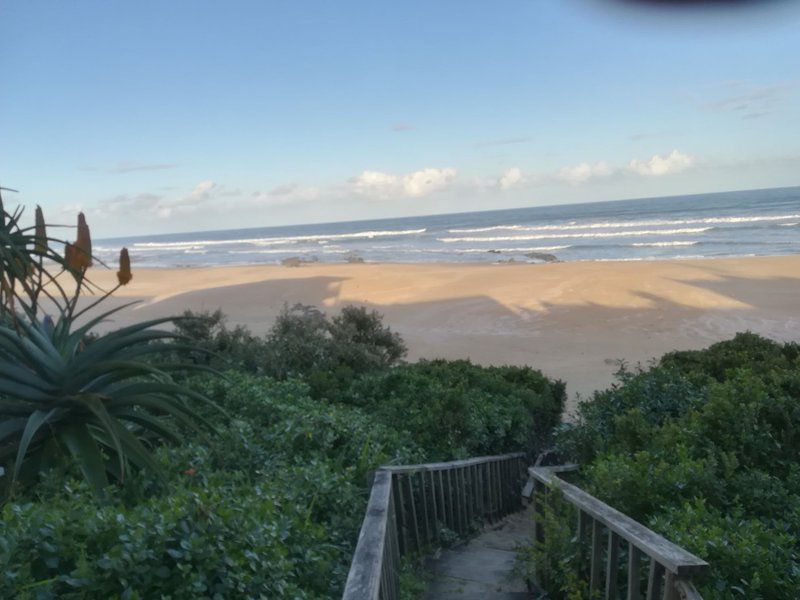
95,186,800,267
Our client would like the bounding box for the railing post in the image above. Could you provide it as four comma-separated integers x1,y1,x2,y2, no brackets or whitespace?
392,475,407,556
438,470,448,531
464,466,474,527
627,545,642,600
406,474,420,553
577,509,590,580
532,478,545,546
646,560,664,600
389,486,401,600
664,572,678,600
606,531,621,599
419,471,431,545
590,519,603,596
428,470,439,542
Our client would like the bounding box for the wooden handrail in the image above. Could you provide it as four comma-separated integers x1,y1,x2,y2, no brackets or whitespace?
342,452,527,600
381,452,526,473
528,466,708,600
341,470,394,600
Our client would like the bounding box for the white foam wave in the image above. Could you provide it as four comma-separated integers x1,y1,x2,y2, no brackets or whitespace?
589,254,707,262
631,241,697,248
447,213,800,234
459,245,571,253
227,248,312,255
132,228,426,250
438,227,711,243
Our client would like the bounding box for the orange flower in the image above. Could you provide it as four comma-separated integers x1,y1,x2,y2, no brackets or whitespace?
74,212,92,269
34,206,47,255
117,247,132,286
181,468,197,476
64,242,82,271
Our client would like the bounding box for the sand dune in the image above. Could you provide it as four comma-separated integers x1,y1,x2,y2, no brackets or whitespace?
83,255,800,413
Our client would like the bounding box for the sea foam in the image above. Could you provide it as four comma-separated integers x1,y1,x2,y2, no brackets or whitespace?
438,228,711,243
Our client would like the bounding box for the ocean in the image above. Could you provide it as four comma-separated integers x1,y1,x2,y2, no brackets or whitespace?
95,186,800,268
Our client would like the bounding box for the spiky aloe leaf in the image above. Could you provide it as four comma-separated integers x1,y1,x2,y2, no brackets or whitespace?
58,423,109,493
13,408,59,482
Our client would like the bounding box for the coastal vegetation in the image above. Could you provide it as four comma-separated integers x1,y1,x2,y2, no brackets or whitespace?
0,199,566,597
0,200,216,497
1,198,798,599
529,333,800,599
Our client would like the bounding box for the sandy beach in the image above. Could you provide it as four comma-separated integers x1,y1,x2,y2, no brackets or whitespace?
86,255,800,412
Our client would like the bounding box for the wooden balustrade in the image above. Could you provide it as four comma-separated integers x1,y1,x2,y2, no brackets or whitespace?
342,453,527,600
527,466,709,600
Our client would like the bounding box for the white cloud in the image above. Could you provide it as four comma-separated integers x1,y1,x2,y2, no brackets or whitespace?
249,183,321,206
485,150,696,190
498,167,523,190
190,180,216,197
94,180,231,220
403,168,457,197
352,167,457,199
556,161,614,184
96,193,163,216
628,150,694,176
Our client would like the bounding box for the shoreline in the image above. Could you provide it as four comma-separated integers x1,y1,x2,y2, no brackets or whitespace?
85,255,800,412
118,251,798,270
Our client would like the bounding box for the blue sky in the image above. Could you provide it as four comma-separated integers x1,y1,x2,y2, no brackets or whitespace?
2,0,799,236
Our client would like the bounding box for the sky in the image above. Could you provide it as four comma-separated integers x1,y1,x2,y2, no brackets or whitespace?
2,0,799,237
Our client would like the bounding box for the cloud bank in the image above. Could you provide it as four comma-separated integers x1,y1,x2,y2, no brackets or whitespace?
352,167,458,199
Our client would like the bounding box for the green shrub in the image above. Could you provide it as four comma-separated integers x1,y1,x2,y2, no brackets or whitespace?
536,334,800,599
173,308,266,372
264,304,406,400
176,304,407,400
651,500,799,599
345,360,565,460
0,372,422,599
0,201,216,496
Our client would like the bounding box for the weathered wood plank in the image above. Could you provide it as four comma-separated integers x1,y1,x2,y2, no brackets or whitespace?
606,531,621,599
578,509,590,579
429,470,439,541
646,560,664,600
437,469,448,531
627,544,642,600
342,470,393,600
419,471,431,544
382,452,525,474
405,475,420,553
590,519,603,596
393,475,408,556
532,478,544,545
530,467,708,577
664,571,678,600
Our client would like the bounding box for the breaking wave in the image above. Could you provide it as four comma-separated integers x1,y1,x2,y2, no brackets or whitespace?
438,228,711,243
447,213,800,234
132,228,427,249
631,241,698,248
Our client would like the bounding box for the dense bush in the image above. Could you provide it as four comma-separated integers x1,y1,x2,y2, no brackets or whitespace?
2,356,565,597
345,360,566,460
265,304,406,400
0,201,215,496
1,287,570,598
0,373,422,599
176,304,406,400
173,308,265,372
541,333,800,599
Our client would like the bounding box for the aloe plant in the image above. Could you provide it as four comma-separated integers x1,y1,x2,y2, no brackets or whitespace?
0,188,220,495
